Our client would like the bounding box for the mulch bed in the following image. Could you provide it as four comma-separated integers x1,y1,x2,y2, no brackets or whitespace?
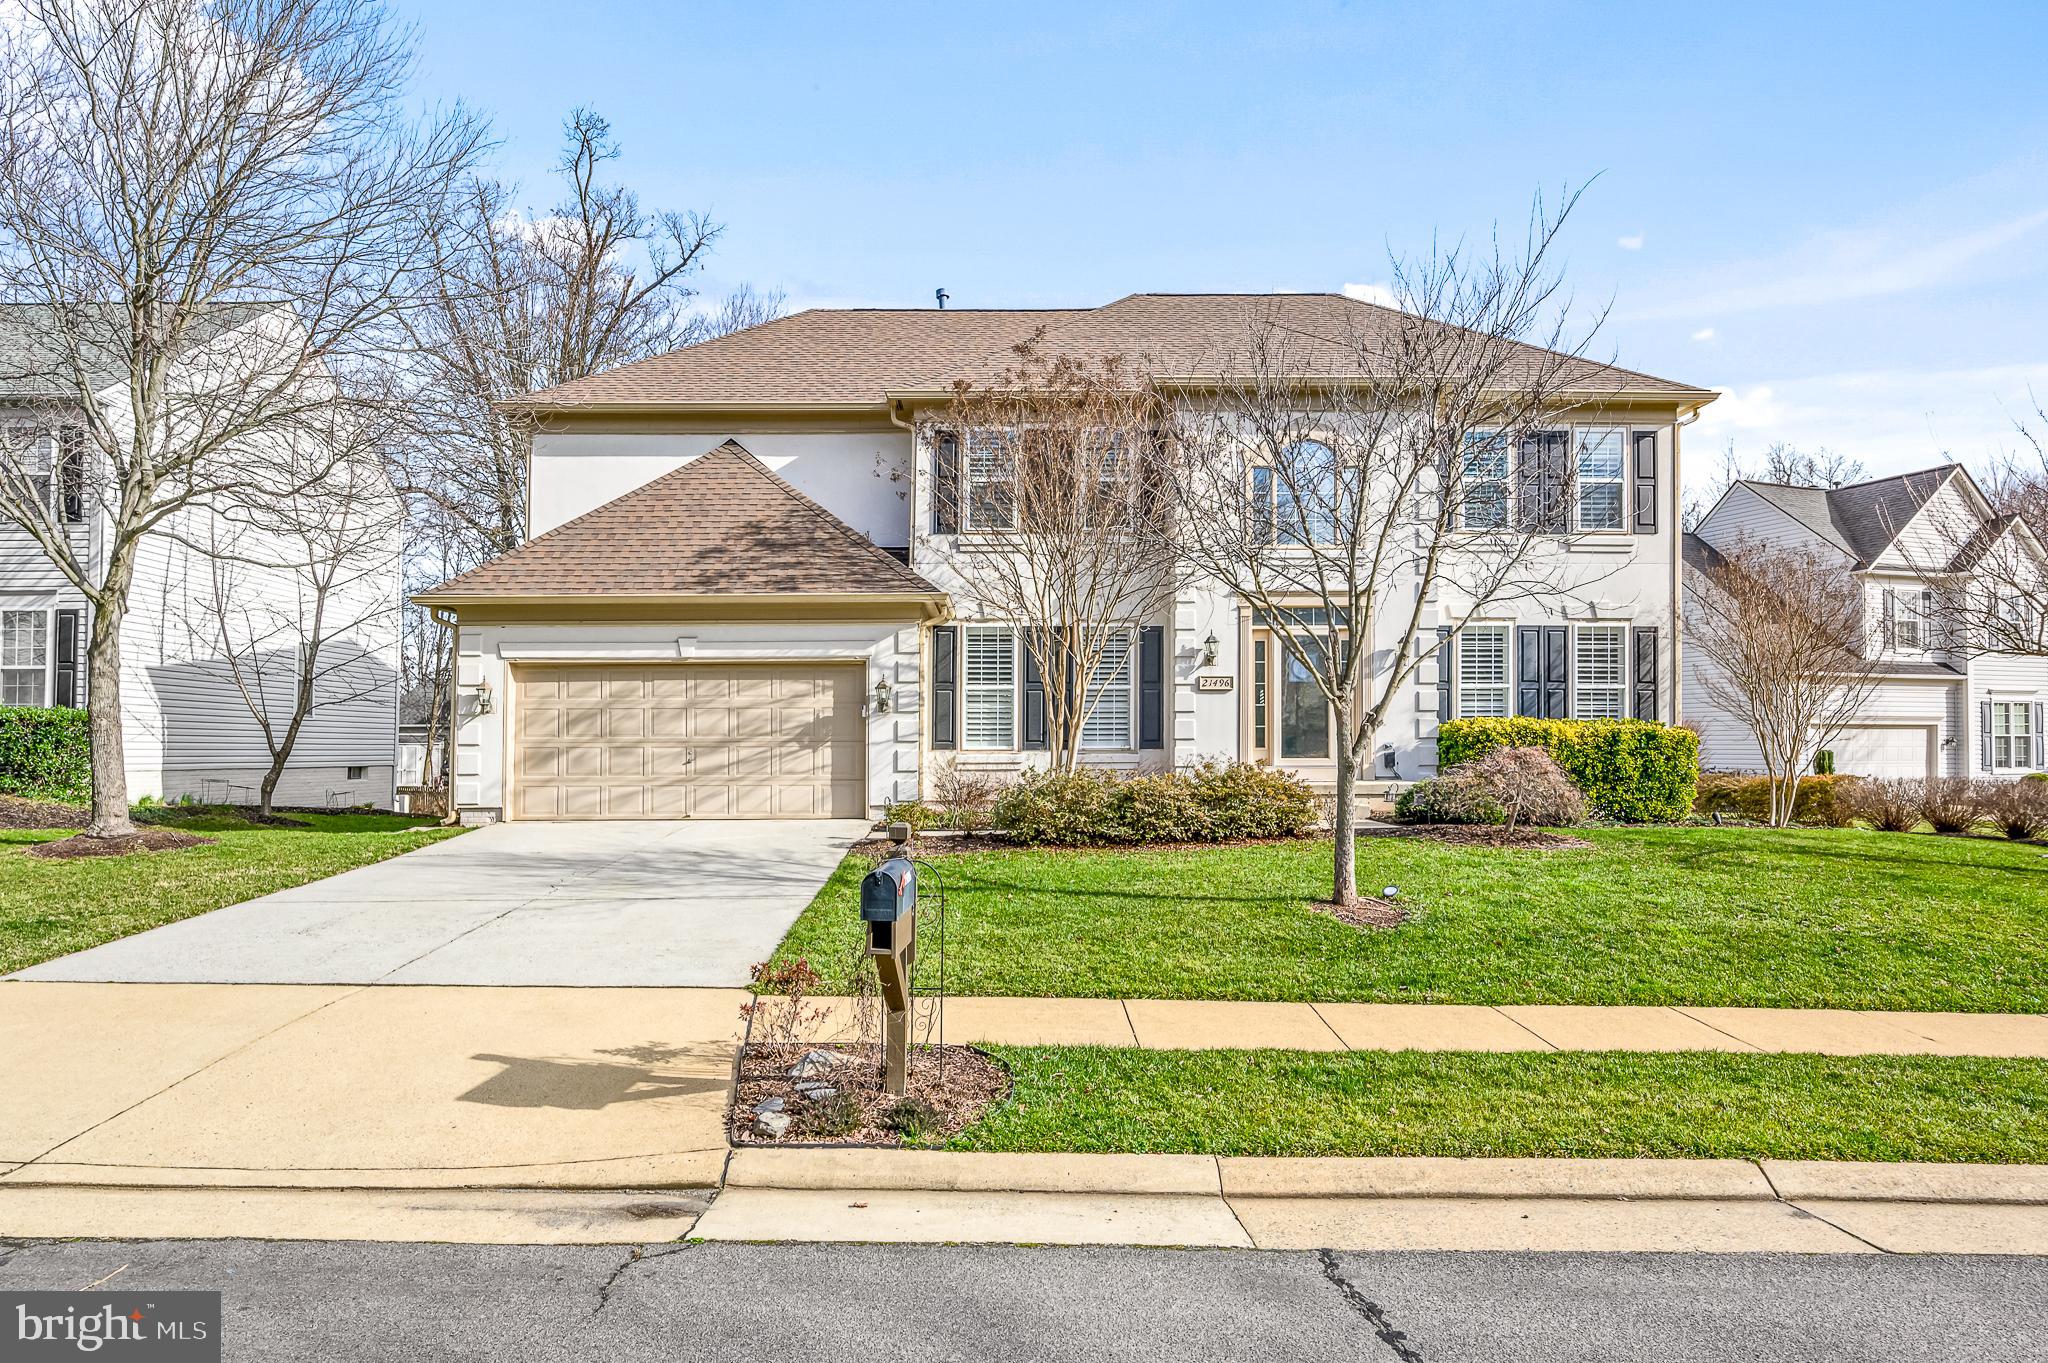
0,794,89,830
1360,824,1593,850
729,1041,1011,1148
856,823,1593,859
1316,897,1409,929
24,828,217,858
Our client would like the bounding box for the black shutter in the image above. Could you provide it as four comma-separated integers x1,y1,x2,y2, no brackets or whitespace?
1542,625,1568,718
1632,626,1659,720
1516,626,1544,716
1435,626,1452,723
54,608,80,708
1631,430,1658,533
1518,432,1570,532
1138,625,1165,749
57,428,83,524
1981,700,1994,772
1515,436,1543,531
1021,631,1048,750
931,431,960,534
930,626,957,749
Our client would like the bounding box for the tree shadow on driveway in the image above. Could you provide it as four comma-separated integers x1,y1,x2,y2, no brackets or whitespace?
461,1046,732,1111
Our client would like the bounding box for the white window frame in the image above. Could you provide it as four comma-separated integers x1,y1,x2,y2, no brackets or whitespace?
1079,629,1135,750
1573,427,1626,532
1459,430,1511,530
1990,701,2036,770
1454,623,1510,718
1572,623,1628,719
962,431,1016,532
1893,587,1930,652
1,608,49,707
961,625,1017,750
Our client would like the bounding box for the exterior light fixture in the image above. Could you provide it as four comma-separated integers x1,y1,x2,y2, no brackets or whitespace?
473,678,494,716
874,677,893,714
1202,632,1220,666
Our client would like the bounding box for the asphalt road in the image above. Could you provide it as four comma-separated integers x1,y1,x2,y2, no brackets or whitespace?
2,1238,2043,1362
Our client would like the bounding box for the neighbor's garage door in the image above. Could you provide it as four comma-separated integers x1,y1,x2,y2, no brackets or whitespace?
513,664,864,820
1828,725,1936,779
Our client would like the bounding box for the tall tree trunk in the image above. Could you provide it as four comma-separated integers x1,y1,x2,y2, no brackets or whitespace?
1330,733,1360,906
83,594,134,838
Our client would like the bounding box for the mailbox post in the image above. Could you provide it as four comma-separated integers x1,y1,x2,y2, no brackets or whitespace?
860,837,918,1095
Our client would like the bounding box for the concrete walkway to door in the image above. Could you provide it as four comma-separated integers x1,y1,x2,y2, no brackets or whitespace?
11,819,869,988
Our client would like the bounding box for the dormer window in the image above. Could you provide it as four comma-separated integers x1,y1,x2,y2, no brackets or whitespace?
1890,588,1931,651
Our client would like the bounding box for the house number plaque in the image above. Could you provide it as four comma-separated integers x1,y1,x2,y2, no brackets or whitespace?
1195,675,1235,692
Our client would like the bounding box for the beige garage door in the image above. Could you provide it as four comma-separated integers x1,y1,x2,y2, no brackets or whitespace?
1828,725,1937,779
513,664,864,820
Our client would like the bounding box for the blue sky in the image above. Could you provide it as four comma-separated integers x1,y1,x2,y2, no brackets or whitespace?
403,0,2048,484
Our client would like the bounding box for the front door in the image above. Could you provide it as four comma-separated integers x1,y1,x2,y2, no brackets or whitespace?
1249,627,1335,765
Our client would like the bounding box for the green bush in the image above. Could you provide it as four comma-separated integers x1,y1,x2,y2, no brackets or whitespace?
1436,717,1698,823
992,761,1319,847
1693,773,1858,827
0,706,90,803
881,799,945,833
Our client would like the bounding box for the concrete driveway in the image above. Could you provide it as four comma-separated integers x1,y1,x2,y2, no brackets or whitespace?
12,820,868,987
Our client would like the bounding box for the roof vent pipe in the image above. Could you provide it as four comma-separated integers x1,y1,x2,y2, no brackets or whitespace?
935,288,949,309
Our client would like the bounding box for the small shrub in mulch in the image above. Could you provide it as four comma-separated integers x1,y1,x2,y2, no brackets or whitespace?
24,828,216,858
729,1041,1010,1148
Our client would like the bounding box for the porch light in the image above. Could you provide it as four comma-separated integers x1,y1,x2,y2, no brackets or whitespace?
1202,632,1220,666
473,678,494,716
874,677,893,714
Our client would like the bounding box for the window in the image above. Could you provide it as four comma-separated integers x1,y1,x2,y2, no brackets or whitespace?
1460,430,1510,529
1,610,46,705
1259,440,1338,545
964,431,1016,530
1456,625,1510,717
1573,625,1627,719
962,626,1016,749
1574,428,1625,531
2,426,52,515
1080,631,1133,749
1893,588,1930,651
1991,702,2036,770
346,765,368,781
1252,638,1269,749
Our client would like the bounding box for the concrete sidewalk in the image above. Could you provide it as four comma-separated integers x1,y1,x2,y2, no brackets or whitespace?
788,995,2048,1057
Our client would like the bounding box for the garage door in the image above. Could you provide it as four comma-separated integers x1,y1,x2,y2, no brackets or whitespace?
512,664,864,820
1826,725,1936,779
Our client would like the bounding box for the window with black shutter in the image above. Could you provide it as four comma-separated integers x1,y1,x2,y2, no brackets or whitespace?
1516,432,1571,533
54,608,80,708
1138,625,1164,749
929,626,958,749
930,431,961,534
1020,630,1049,750
1632,626,1659,720
1516,624,1569,718
1631,430,1658,533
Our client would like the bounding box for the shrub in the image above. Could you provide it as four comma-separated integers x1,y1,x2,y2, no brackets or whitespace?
929,759,1003,831
1396,747,1583,829
881,800,944,834
1919,777,1990,835
991,761,1318,847
1693,773,1859,827
0,706,90,804
1983,779,2048,841
1837,777,1923,833
1436,717,1697,823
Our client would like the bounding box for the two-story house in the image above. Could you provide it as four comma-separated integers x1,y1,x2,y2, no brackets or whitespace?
0,304,403,808
416,293,1716,824
1685,464,2048,779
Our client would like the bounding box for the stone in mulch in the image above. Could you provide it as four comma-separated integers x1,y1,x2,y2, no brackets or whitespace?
729,1041,1010,1148
1365,824,1593,850
24,828,217,859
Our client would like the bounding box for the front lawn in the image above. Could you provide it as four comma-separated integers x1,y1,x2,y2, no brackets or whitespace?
0,810,461,974
950,1047,2048,1162
774,826,2048,1011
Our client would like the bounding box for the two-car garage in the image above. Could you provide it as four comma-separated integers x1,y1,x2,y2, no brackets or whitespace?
511,663,867,820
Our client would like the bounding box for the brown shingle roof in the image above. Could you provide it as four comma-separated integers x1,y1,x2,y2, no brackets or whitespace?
507,293,1713,411
415,440,942,602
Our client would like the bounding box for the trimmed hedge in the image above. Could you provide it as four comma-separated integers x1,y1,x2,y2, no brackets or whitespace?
1693,773,1857,827
1436,717,1699,823
992,761,1320,847
0,705,90,803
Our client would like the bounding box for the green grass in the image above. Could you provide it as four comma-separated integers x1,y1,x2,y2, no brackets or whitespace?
774,827,2048,1011
0,810,462,974
948,1046,2048,1162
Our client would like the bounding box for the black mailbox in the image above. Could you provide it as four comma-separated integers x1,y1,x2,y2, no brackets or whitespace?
862,857,916,923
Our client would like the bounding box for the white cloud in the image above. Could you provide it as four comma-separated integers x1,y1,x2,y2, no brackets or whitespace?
1342,281,1398,308
1691,327,1716,342
1617,233,1645,251
1686,361,2048,480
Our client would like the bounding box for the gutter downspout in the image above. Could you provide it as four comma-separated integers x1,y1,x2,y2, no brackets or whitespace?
1670,403,1707,725
429,604,461,826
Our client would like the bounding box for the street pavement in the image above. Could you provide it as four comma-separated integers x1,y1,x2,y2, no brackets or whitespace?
2,1237,2042,1362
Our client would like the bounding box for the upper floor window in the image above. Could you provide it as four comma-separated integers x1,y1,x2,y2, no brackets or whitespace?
1890,587,1932,651
1574,428,1625,531
964,431,1016,531
1,425,84,524
1250,439,1342,545
1459,426,1640,533
1460,432,1511,530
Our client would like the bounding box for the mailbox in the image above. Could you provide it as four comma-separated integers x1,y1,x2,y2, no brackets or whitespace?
860,852,918,1094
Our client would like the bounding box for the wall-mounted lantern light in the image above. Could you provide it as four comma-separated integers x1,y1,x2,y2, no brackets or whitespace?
874,677,893,714
1202,632,1220,666
473,678,494,716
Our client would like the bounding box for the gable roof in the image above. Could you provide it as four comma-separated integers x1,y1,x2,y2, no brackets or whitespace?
415,440,943,604
1723,466,1961,567
506,293,1714,412
0,302,284,401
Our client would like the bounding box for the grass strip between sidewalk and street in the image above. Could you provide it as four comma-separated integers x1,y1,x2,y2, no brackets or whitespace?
944,1047,2048,1163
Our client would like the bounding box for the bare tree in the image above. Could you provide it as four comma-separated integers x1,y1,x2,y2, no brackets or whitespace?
0,0,482,841
1684,539,1887,825
935,341,1177,769
1684,439,1869,529
180,411,402,815
1163,195,1618,906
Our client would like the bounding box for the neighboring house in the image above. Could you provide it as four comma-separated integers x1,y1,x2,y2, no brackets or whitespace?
1685,464,2048,780
416,293,1715,824
0,305,403,808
